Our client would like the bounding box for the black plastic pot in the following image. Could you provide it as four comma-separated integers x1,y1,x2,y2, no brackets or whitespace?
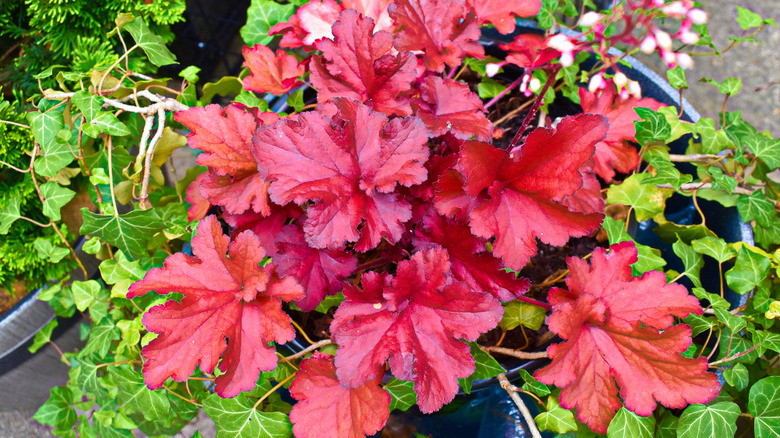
0,240,97,411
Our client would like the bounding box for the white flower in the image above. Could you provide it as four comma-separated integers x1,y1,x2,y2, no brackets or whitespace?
640,35,657,54
579,12,603,27
687,8,708,24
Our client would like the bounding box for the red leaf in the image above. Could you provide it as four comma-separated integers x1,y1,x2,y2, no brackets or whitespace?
534,242,720,433
310,10,417,116
388,0,484,72
341,0,393,30
466,0,541,34
242,44,305,95
459,115,608,270
563,172,604,215
275,224,357,311
186,172,210,222
290,353,390,438
253,98,429,251
500,34,561,69
431,154,477,223
413,76,493,141
270,0,343,49
331,248,503,412
223,203,302,256
579,86,665,182
414,212,530,301
175,104,270,215
127,216,303,397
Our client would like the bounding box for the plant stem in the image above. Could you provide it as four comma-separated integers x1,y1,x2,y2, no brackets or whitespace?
497,373,543,438
252,374,296,410
0,159,30,173
483,346,548,360
290,319,316,345
279,340,333,365
484,75,525,110
18,216,52,227
515,295,553,311
507,68,559,152
668,153,731,162
709,344,760,367
139,108,166,209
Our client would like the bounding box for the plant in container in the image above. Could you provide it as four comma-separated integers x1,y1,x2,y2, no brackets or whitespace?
6,1,780,437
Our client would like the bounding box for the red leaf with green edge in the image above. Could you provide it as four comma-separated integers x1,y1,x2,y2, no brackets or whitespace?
186,172,210,222
534,242,720,434
290,353,390,438
331,248,504,413
388,0,484,72
459,115,608,270
579,86,665,182
466,0,542,34
127,215,303,398
223,203,302,256
500,34,561,69
253,98,429,251
174,104,274,215
310,10,417,117
242,44,305,95
274,223,357,311
413,212,530,302
413,76,493,141
270,0,343,49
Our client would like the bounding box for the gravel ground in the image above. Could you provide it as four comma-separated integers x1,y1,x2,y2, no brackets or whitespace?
2,1,777,437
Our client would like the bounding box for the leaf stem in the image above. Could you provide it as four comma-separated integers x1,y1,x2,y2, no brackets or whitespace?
708,344,760,367
0,159,30,173
18,216,52,228
163,384,202,407
106,136,119,218
514,295,553,311
252,373,296,410
139,108,166,209
279,339,333,365
507,67,559,152
290,319,316,345
483,346,548,360
497,373,542,438
484,75,525,110
0,119,30,129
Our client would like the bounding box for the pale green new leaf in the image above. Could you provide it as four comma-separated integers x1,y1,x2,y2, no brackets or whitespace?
0,196,22,234
83,112,131,138
204,393,292,438
499,300,546,331
34,238,70,263
606,407,654,438
41,181,76,221
71,280,102,312
28,319,58,353
534,396,576,434
384,378,416,412
124,17,177,66
749,376,780,438
80,208,165,260
80,318,120,359
677,402,739,438
99,253,146,284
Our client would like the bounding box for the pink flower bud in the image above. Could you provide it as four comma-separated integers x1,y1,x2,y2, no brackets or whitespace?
628,80,642,98
547,34,574,52
579,12,603,27
662,49,677,66
679,31,699,45
687,8,708,24
528,77,542,92
613,72,628,87
640,35,657,54
486,63,503,77
560,51,574,67
588,74,605,93
655,30,673,50
677,53,694,69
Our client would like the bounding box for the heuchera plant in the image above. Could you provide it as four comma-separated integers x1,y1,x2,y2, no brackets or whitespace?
15,1,780,437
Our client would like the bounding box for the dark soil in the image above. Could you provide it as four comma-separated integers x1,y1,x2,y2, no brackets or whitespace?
0,282,27,314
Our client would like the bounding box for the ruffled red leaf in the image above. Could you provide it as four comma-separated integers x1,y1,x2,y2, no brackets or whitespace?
175,104,272,215
466,0,541,34
500,34,561,69
186,172,210,222
310,10,417,116
331,248,503,412
270,0,343,49
223,203,302,256
253,98,428,251
579,86,665,182
534,242,720,433
388,0,484,72
127,216,303,398
413,76,493,141
274,224,357,311
459,115,608,270
290,353,390,438
341,0,393,30
414,212,530,301
562,172,604,215
242,44,304,95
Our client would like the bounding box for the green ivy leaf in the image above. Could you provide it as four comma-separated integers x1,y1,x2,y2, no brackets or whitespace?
606,407,654,438
28,100,65,151
80,318,120,359
71,280,102,312
28,319,58,353
70,355,108,399
534,396,576,434
241,0,295,46
100,253,146,284
80,208,165,260
234,90,269,111
673,238,704,288
84,112,131,138
517,369,550,397
287,89,304,112
693,118,734,155
736,6,764,30
179,66,201,83
691,236,736,263
725,247,771,294
677,402,739,438
72,91,104,122
753,330,780,355
633,107,671,145
723,363,749,391
384,377,416,412
499,300,546,331
749,376,780,438
713,307,746,332
34,238,70,263
109,365,171,418
702,77,742,96
737,191,776,228
200,77,243,105
745,136,780,170
40,181,76,221
607,173,669,221
124,17,177,66
691,287,730,309
717,328,760,365
655,408,679,438
601,217,666,274
203,393,292,438
477,78,507,99
459,341,505,393
313,292,344,314
666,65,688,89
684,313,716,336
33,387,77,429
0,195,21,234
